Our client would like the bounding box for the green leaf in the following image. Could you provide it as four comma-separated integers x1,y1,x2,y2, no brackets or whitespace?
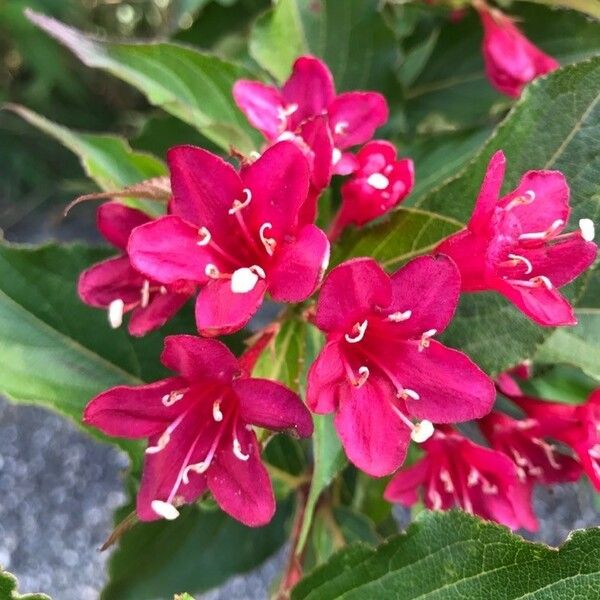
332,207,463,271
0,567,51,600
519,0,600,19
292,510,600,600
26,9,262,153
103,501,292,600
249,0,400,95
406,5,600,133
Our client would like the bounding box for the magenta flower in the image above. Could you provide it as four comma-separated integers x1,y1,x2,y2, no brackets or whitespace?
384,427,538,531
329,140,415,239
306,255,495,476
437,151,597,327
479,6,559,98
233,55,388,176
84,335,313,526
480,411,581,487
128,141,330,336
78,202,193,336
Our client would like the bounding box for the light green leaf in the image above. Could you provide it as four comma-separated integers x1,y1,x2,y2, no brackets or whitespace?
292,510,600,600
519,0,600,19
0,567,51,600
26,9,262,153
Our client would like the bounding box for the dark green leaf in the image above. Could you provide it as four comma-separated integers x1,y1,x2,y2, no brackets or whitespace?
519,0,600,19
293,510,600,599
0,567,51,600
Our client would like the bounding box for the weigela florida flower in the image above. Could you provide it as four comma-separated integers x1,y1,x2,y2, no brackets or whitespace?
478,5,559,98
306,255,495,476
78,202,194,336
437,151,597,327
233,55,388,176
329,140,415,240
384,427,538,531
128,141,330,336
480,411,581,488
84,335,313,526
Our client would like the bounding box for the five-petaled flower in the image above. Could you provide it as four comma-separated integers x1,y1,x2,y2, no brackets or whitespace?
306,255,495,476
384,426,538,531
84,335,313,526
478,5,559,98
233,55,388,177
128,141,330,336
78,202,194,336
437,151,597,327
329,141,414,240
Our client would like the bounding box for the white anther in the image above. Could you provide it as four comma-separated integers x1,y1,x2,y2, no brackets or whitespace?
197,226,211,246
387,310,412,322
482,481,498,495
145,431,170,454
228,188,252,215
402,388,420,401
439,469,454,493
205,263,220,278
182,461,210,484
108,299,124,329
411,420,434,443
429,488,443,511
505,189,536,211
140,279,151,308
519,219,564,241
233,437,250,461
230,265,266,294
532,275,553,290
418,329,437,352
356,366,370,388
467,467,479,487
334,121,349,135
332,148,342,165
162,391,184,407
249,151,261,161
278,103,298,121
151,500,180,520
579,218,595,242
160,286,168,294
367,173,390,190
507,253,533,275
212,400,223,422
259,222,276,256
344,320,368,344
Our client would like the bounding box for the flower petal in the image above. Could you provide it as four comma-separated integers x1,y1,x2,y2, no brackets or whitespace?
315,258,392,333
436,229,489,291
297,115,334,191
328,92,388,149
384,459,429,506
97,201,151,251
306,341,346,414
269,224,330,302
128,291,191,337
469,150,506,232
232,80,283,140
234,378,313,437
208,426,275,527
195,277,267,336
161,335,239,382
167,145,244,232
128,216,213,284
335,376,410,477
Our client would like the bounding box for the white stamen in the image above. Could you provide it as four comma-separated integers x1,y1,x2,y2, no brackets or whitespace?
140,280,151,308
505,189,536,211
356,366,370,388
145,431,171,454
579,218,595,242
259,222,276,256
228,188,252,215
182,460,210,483
233,437,250,461
205,264,220,278
231,267,259,293
507,253,533,275
108,299,124,329
332,148,342,165
387,310,412,322
151,500,180,520
197,226,211,246
418,329,437,352
519,219,564,241
367,173,389,190
411,420,434,443
212,400,223,422
482,481,498,494
160,286,168,295
344,320,368,344
429,488,443,511
333,121,349,135
532,438,562,469
467,467,479,487
162,391,184,407
439,469,454,493
278,103,298,122
401,388,420,401
505,275,553,290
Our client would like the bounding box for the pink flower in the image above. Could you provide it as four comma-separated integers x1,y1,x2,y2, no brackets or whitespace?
480,411,581,486
78,202,193,336
479,6,559,98
233,55,388,176
306,255,495,476
84,335,313,526
329,140,415,239
384,427,538,531
128,141,330,336
437,151,597,326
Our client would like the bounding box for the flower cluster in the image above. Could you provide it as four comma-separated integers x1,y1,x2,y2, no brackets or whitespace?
80,54,597,532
